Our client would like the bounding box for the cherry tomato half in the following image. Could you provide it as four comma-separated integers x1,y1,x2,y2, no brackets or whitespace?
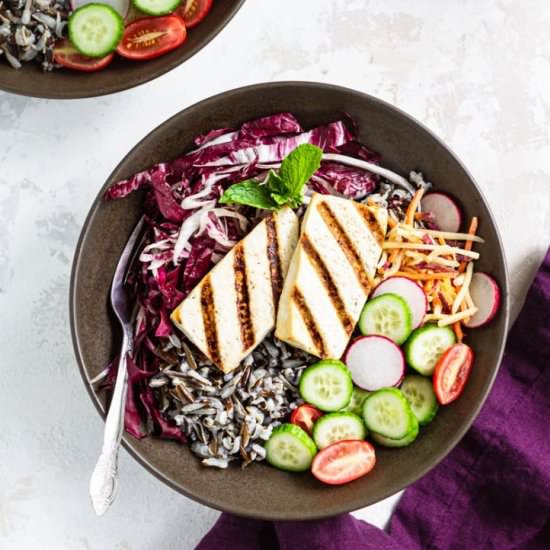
433,343,474,405
177,0,213,28
53,39,114,72
312,440,376,485
290,404,323,435
117,16,187,61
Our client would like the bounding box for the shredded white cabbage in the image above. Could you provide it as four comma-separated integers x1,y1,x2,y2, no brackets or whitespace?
173,206,213,264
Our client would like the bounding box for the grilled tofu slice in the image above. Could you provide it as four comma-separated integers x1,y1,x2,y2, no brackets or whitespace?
171,207,299,373
276,193,388,359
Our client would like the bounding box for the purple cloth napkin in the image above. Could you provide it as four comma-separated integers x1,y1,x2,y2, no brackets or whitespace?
198,249,550,550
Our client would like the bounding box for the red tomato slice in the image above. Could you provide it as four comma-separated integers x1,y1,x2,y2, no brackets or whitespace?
53,39,114,72
290,404,323,435
433,343,474,405
312,440,376,485
177,0,213,28
117,16,187,61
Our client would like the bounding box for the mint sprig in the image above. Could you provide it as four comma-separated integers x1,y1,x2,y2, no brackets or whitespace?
219,180,276,210
219,143,323,210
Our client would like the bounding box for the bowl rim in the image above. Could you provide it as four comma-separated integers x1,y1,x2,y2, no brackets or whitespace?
70,81,510,519
0,0,246,100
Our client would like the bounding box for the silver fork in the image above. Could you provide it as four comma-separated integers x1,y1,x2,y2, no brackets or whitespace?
89,217,145,516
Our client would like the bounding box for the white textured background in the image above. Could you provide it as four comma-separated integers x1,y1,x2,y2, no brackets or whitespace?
1,1,550,548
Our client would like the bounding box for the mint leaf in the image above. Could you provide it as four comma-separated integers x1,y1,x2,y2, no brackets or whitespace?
265,170,286,195
270,192,289,206
220,181,278,209
286,194,305,209
279,144,323,196
219,144,323,212
267,170,291,207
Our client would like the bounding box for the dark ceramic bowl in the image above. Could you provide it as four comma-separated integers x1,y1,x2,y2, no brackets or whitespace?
70,82,509,520
0,1,245,99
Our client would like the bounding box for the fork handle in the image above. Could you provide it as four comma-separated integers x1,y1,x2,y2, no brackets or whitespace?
89,334,130,516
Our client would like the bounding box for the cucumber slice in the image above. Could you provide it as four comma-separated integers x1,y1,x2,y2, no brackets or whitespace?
400,375,439,425
69,4,123,57
341,387,370,416
132,0,179,16
362,388,418,440
404,324,456,376
372,427,419,447
358,293,412,345
265,423,317,472
312,412,366,449
371,276,427,329
299,360,353,412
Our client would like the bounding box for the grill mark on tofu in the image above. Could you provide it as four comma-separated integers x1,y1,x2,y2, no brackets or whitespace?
265,214,283,309
291,287,327,357
233,243,255,350
355,203,385,247
317,201,373,293
200,278,222,367
301,234,354,336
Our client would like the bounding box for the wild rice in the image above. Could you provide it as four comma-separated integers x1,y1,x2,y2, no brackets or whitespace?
0,0,70,71
152,335,312,468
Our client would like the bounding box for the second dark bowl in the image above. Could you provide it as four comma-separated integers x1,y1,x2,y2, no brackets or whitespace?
71,82,509,520
0,0,245,99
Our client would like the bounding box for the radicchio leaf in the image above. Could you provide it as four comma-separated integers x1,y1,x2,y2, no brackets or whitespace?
194,128,235,147
238,112,303,138
140,388,187,443
316,161,377,199
182,236,215,293
150,166,186,223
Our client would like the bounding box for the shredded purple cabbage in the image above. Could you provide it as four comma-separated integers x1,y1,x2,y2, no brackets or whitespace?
103,113,384,441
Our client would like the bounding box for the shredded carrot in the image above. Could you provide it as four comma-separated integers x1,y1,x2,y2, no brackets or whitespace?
381,209,481,327
388,248,400,263
384,250,404,277
441,278,455,296
421,229,484,242
459,217,479,272
401,265,420,273
405,188,425,225
382,242,480,259
453,322,464,342
394,271,457,281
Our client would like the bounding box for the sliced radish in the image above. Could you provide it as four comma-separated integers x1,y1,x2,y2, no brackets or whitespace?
71,0,130,17
344,336,405,391
421,192,462,232
371,276,427,329
464,272,500,328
